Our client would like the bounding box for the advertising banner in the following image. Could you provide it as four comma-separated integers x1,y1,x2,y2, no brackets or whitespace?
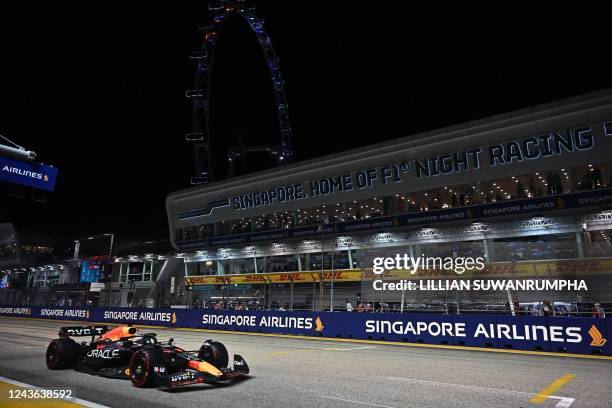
0,305,609,356
0,306,33,317
0,156,58,192
185,259,612,288
89,307,186,327
185,270,362,286
38,306,91,321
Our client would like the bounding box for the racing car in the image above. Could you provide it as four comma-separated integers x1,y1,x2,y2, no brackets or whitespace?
45,325,249,388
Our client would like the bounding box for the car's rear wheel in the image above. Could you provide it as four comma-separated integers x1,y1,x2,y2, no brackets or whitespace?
198,341,228,369
46,339,78,369
129,347,164,388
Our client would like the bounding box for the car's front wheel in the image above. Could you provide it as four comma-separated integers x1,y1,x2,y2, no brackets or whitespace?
198,340,229,369
129,346,164,388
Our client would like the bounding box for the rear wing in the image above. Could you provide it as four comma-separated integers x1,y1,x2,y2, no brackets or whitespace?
59,326,108,338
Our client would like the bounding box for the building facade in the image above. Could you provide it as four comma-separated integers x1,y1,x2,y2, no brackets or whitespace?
165,90,612,313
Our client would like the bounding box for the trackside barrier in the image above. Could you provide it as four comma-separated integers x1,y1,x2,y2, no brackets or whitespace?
0,305,610,356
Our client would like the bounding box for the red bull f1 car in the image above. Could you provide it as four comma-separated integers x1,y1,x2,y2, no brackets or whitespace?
45,325,249,388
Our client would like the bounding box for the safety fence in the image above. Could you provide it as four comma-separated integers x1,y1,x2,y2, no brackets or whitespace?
0,305,610,357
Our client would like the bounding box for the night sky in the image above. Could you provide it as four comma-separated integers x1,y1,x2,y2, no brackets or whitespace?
0,2,610,246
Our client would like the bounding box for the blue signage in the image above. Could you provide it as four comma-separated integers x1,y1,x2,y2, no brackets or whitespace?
80,260,102,283
1,306,610,356
0,156,58,192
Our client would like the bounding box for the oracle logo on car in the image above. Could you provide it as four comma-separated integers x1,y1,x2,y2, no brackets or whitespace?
86,349,120,359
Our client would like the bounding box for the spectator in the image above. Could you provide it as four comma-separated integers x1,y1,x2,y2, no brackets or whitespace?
554,172,563,194
516,180,525,198
580,171,593,190
357,302,364,313
365,302,373,312
346,299,353,312
542,300,552,317
546,172,554,194
593,303,606,318
528,177,536,197
592,166,603,188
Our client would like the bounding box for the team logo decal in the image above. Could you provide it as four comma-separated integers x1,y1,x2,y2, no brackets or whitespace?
171,372,195,382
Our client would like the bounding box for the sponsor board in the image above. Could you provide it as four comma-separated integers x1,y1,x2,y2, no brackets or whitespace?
185,258,612,287
39,308,90,320
1,305,609,356
0,307,31,316
201,312,314,331
185,270,362,286
199,310,319,336
0,156,58,192
97,308,178,326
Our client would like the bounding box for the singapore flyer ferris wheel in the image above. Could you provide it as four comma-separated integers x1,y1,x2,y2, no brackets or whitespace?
186,0,292,184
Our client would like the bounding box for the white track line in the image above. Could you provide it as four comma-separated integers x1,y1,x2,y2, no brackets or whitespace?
388,376,574,407
0,375,110,408
551,396,576,408
318,395,399,408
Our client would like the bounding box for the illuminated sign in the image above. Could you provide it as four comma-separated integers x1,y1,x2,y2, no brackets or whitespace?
0,156,58,192
179,120,611,220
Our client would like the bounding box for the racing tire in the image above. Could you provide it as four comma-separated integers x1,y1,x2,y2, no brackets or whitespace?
46,339,78,370
198,341,228,369
129,346,165,388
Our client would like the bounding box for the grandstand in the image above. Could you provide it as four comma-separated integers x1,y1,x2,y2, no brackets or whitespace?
163,90,612,315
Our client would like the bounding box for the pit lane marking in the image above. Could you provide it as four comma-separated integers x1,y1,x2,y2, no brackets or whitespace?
530,373,575,405
318,395,400,408
0,375,110,408
388,376,575,407
270,345,377,355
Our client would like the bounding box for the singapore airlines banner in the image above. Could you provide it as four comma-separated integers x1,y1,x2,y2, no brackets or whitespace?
1,306,609,356
0,156,58,192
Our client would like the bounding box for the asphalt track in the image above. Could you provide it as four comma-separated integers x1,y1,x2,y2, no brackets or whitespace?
0,319,611,408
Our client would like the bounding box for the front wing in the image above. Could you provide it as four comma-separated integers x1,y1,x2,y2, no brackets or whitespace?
158,354,250,388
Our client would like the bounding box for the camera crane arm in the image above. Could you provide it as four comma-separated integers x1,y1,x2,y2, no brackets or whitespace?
0,133,36,162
